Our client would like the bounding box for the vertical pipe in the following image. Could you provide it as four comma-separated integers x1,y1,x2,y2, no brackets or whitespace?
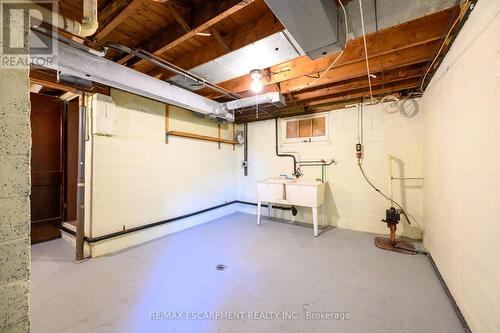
387,154,394,206
232,123,235,151
165,104,170,144
218,124,221,150
275,118,297,176
243,123,248,176
75,98,86,261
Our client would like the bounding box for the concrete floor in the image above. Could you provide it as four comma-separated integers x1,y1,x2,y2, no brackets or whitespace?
31,213,464,333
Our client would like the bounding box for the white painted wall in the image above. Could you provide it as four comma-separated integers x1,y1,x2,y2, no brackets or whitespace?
85,89,238,255
236,101,424,238
421,1,500,333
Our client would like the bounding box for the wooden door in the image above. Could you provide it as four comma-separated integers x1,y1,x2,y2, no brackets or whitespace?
30,93,64,244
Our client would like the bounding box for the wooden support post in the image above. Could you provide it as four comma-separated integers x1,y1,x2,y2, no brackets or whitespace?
165,104,170,144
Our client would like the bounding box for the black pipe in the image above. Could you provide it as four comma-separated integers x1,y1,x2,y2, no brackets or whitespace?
275,118,298,176
428,254,472,333
243,123,248,176
58,201,291,243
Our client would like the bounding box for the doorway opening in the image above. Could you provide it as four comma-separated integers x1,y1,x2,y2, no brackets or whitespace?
30,93,81,245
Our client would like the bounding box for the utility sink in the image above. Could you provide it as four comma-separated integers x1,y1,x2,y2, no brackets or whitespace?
256,178,326,237
260,178,297,184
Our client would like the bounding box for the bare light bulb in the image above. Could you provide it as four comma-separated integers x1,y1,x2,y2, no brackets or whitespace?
251,80,263,93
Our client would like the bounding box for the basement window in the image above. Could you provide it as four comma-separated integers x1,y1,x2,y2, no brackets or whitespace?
282,114,329,144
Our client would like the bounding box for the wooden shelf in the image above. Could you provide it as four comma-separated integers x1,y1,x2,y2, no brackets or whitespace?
166,130,237,145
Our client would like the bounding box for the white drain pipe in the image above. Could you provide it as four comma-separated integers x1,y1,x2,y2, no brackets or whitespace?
30,0,98,37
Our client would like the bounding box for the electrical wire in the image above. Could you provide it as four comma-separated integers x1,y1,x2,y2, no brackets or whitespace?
358,0,374,100
357,159,413,226
297,0,349,91
373,0,385,89
356,102,423,230
419,0,465,91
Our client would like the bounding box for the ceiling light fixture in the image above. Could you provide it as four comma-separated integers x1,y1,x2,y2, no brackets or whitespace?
250,69,262,93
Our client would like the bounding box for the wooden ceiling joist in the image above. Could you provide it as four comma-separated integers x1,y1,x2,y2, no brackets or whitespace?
128,0,255,69
236,79,420,122
147,9,284,79
95,0,141,41
287,78,421,110
197,6,458,99
289,64,426,102
164,1,191,33
29,70,109,95
279,41,439,93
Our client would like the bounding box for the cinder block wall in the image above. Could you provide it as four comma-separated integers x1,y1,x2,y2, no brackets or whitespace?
0,67,31,331
422,1,500,332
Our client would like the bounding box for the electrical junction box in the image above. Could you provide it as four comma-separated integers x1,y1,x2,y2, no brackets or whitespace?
93,94,116,136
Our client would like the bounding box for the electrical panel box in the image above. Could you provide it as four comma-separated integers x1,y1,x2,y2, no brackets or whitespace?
93,94,116,136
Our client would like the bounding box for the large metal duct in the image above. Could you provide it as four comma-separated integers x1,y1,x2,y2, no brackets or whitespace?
264,0,346,59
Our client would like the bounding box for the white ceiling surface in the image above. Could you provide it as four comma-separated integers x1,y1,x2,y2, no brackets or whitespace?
168,0,457,90
168,31,300,91
346,0,458,37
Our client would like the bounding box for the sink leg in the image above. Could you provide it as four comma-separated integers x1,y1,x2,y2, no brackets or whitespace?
312,207,318,237
257,201,262,225
268,203,272,220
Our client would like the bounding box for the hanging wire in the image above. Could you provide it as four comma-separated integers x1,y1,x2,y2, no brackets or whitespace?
373,0,385,89
419,0,464,91
358,0,374,100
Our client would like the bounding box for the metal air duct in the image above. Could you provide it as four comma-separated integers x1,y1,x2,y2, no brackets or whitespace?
264,0,346,59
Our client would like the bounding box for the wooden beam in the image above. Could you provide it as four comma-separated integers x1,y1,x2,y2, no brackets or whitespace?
279,42,438,92
164,1,191,33
116,54,134,65
167,130,238,145
236,79,420,122
283,79,420,112
290,65,426,102
29,69,109,95
148,9,283,79
236,103,351,123
197,6,458,98
130,0,255,69
210,27,231,53
30,83,43,93
59,91,80,101
95,0,142,41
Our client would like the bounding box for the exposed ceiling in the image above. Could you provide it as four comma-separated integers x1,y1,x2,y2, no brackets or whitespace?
31,0,471,122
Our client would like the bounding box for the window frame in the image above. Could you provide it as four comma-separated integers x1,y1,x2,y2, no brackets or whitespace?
281,113,329,144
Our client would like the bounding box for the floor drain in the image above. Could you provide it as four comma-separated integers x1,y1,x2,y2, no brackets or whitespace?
216,264,227,271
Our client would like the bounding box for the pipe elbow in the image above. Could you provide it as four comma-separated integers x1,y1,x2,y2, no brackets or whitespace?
78,20,99,37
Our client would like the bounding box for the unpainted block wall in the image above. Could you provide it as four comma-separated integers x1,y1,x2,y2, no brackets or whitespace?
0,68,31,331
0,6,31,333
